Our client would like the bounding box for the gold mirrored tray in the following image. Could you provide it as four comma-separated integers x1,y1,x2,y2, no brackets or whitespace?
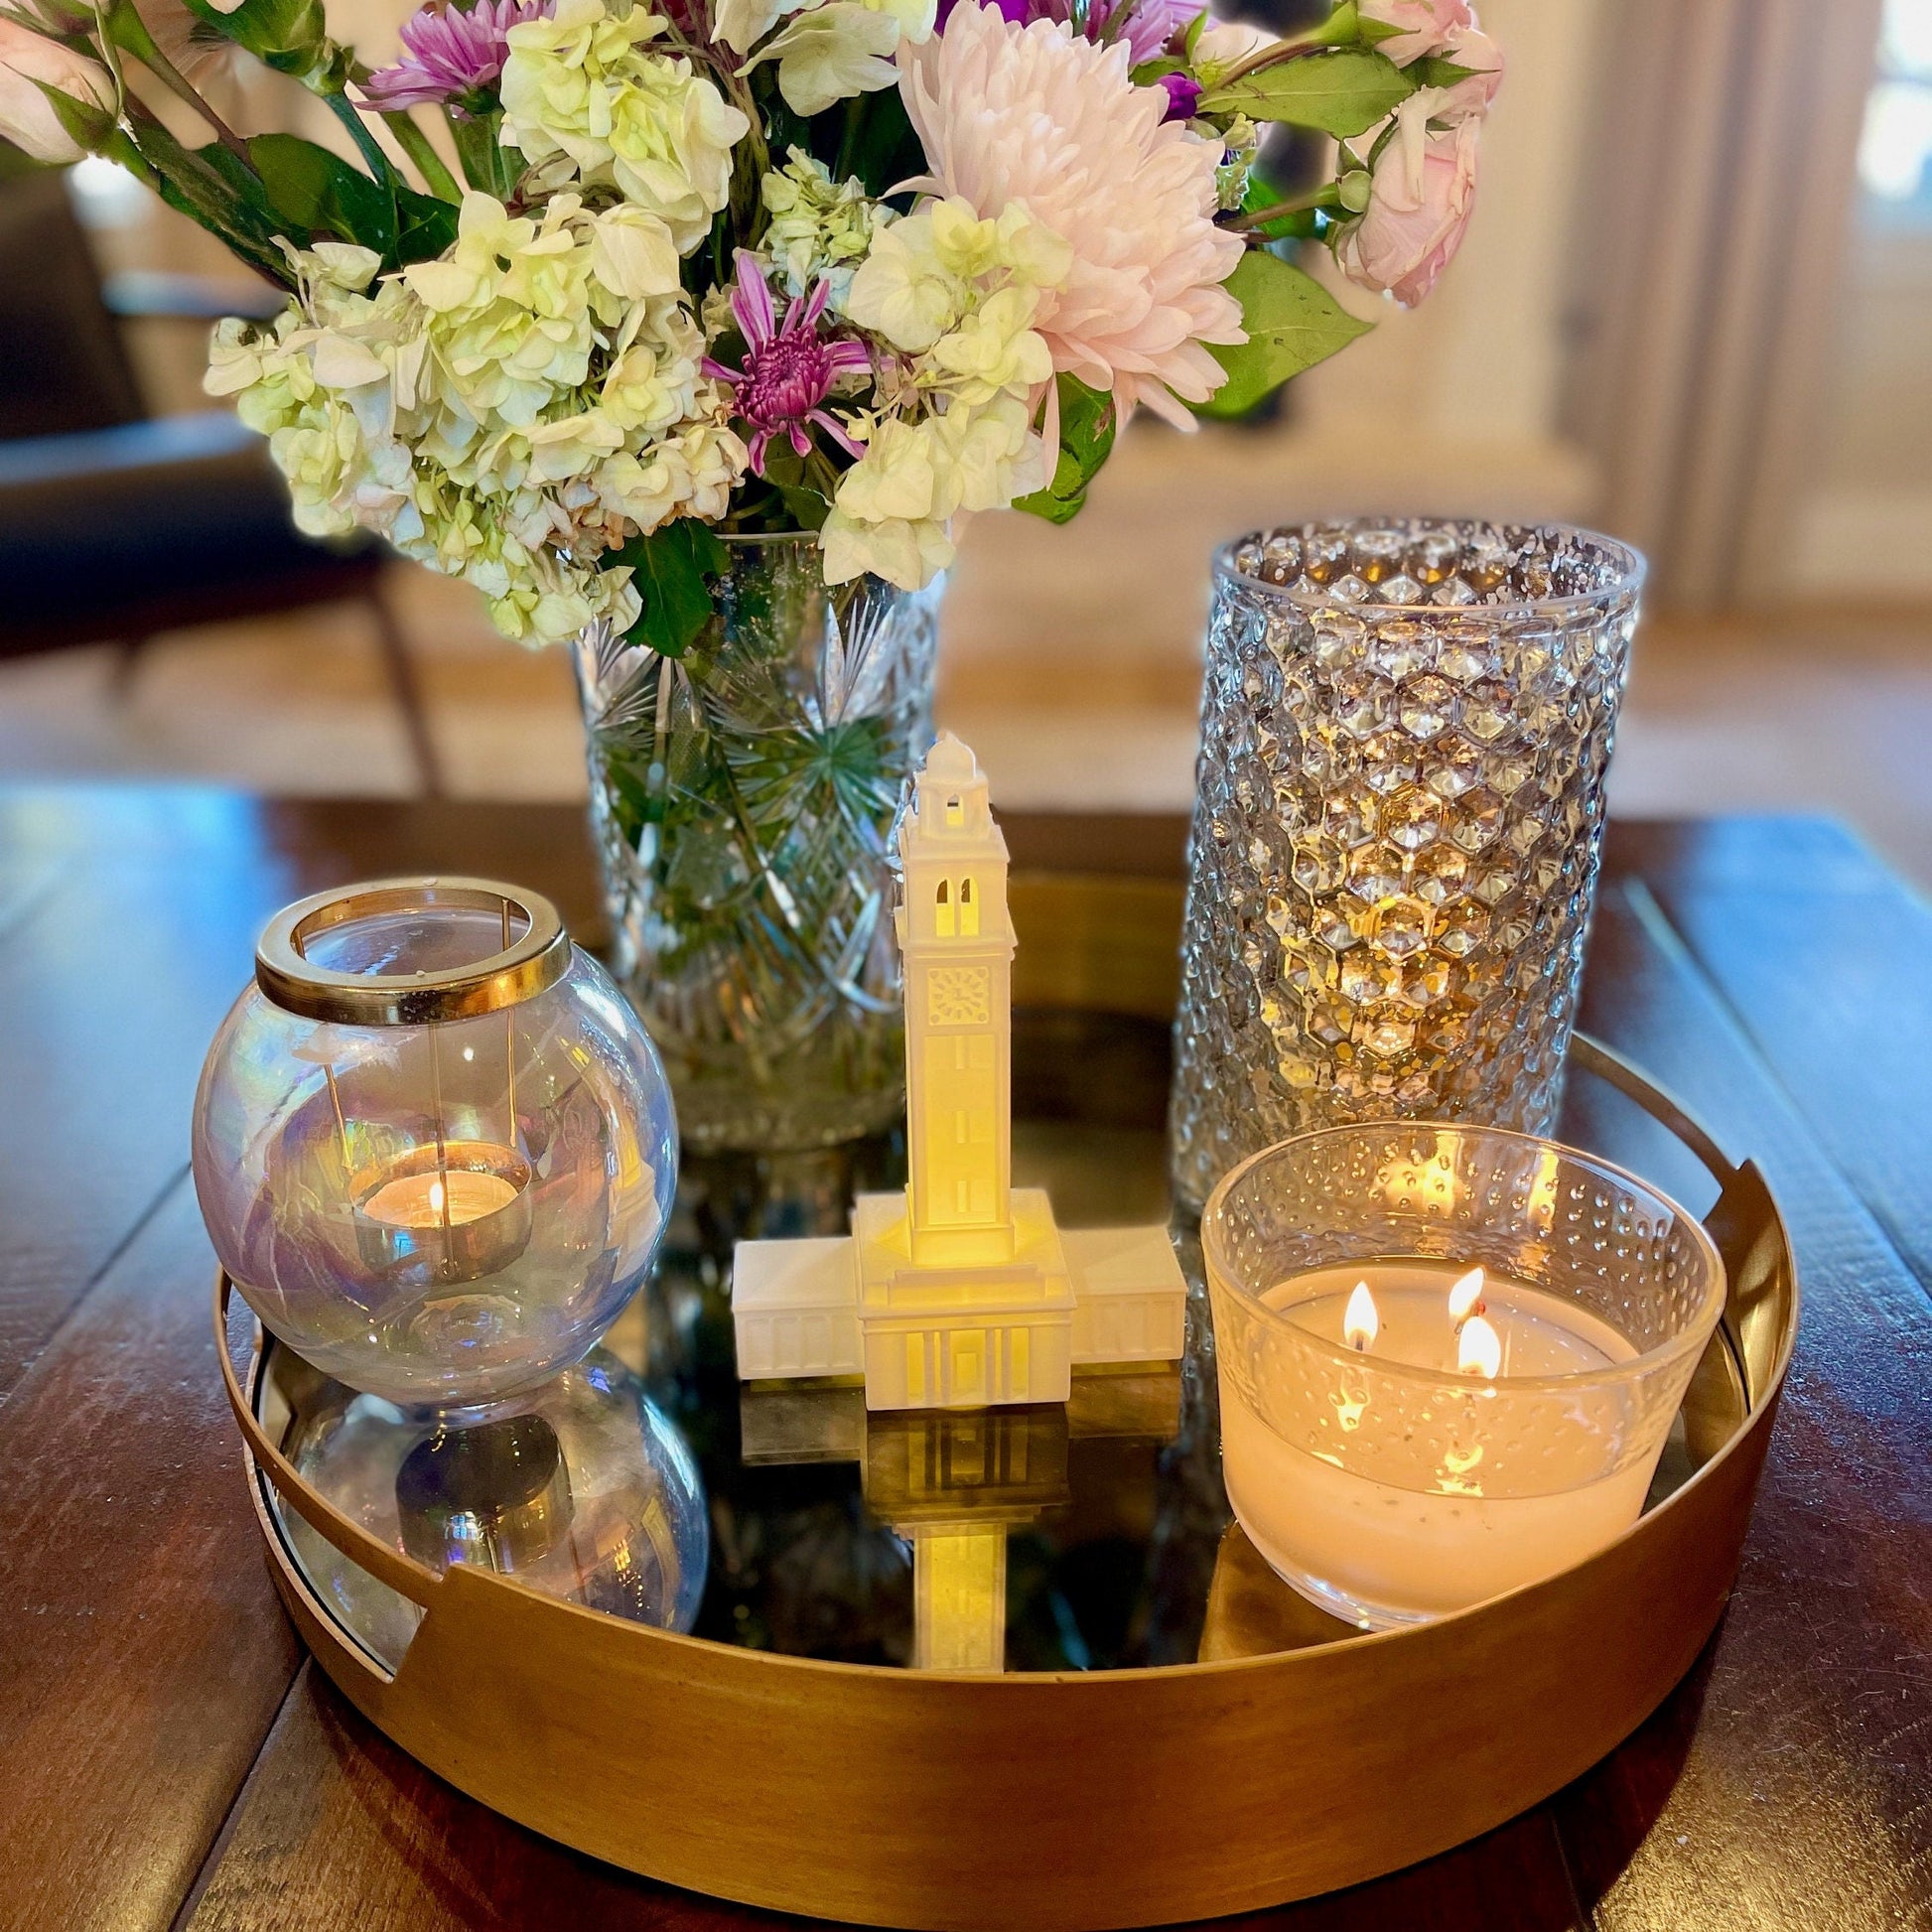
216,881,1797,1931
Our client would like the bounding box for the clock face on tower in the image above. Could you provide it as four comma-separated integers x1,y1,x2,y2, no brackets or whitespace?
925,965,992,1029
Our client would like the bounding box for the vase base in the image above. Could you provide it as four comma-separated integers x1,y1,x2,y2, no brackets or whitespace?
673,1080,906,1155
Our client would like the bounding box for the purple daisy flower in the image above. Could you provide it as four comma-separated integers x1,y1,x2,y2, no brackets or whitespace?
936,0,1205,67
702,253,870,477
358,0,553,113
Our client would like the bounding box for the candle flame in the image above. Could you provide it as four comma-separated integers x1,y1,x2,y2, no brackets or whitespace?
1343,1281,1379,1352
1448,1265,1486,1321
1457,1312,1502,1379
428,1177,446,1217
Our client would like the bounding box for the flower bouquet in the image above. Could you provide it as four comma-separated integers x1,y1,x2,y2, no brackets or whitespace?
2,0,1500,1146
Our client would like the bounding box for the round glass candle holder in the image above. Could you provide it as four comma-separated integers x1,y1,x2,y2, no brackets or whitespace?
1203,1121,1725,1629
194,878,678,1410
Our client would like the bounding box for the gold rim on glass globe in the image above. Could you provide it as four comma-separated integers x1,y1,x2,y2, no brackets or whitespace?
254,877,570,1026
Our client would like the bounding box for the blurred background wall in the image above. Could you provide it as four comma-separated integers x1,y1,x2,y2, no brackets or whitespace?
4,0,1932,878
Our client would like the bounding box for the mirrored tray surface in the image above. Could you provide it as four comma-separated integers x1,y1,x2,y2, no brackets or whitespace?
256,1007,1751,1678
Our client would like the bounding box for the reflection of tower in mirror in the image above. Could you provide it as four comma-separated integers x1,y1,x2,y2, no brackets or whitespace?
741,1396,1082,1674
910,1526,1009,1672
873,1406,1065,1675
394,1412,574,1573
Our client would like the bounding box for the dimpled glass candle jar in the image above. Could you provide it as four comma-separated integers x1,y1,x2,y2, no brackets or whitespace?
1204,1121,1725,1629
1171,519,1645,1211
194,878,678,1410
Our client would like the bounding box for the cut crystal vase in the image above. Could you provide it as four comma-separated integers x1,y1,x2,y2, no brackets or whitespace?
576,534,942,1153
1169,519,1645,1211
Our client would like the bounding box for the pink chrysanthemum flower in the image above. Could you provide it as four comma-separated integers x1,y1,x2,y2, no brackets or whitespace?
900,2,1245,428
702,253,870,475
359,0,554,113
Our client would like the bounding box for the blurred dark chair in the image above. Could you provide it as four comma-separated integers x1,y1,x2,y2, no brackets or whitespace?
0,169,443,792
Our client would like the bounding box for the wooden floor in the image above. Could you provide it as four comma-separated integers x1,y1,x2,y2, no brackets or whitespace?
3,426,1930,886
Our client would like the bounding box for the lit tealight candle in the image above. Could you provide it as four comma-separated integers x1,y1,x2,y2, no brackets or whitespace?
1205,1127,1725,1631
1343,1281,1378,1352
361,1167,522,1230
1219,1259,1649,1627
351,1141,534,1287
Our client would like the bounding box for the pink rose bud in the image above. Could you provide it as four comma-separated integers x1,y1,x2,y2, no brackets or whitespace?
1336,111,1480,309
0,18,114,163
1359,0,1472,67
1437,21,1503,119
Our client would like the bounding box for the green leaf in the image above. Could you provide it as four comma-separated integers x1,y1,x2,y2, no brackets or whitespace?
393,185,458,264
822,87,923,201
1411,53,1483,89
244,132,391,249
1016,373,1117,526
121,116,293,284
759,446,832,531
613,521,731,659
1200,48,1416,138
1232,163,1330,242
451,108,515,199
774,483,830,530
25,74,115,156
1197,250,1372,420
207,133,453,267
1356,14,1408,48
181,0,337,82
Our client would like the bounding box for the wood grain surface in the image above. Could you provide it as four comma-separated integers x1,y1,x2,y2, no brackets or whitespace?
0,788,1927,1932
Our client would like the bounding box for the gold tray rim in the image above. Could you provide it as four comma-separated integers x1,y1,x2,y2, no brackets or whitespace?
218,1037,1799,1930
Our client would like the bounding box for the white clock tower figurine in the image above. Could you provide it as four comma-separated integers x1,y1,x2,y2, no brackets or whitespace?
731,734,1187,1412
898,732,1013,1263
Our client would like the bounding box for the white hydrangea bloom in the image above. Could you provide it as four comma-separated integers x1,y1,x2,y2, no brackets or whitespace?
499,0,749,252
759,148,884,304
205,222,744,646
745,2,897,118
821,392,1041,590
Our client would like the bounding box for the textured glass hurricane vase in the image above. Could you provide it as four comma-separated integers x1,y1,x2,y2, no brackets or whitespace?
1170,519,1645,1211
576,536,942,1152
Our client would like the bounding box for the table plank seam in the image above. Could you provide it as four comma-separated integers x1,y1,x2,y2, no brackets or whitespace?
168,1658,314,1932
1620,877,1932,1307
1549,1812,1599,1932
0,1160,189,1413
1632,871,1932,1313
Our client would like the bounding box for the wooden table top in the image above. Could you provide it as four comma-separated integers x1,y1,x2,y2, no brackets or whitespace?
0,786,1928,1932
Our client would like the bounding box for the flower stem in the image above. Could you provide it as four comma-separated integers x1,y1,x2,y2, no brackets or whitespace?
380,107,461,200
100,122,160,193
98,0,252,160
1226,183,1342,230
1211,25,1353,94
323,87,402,188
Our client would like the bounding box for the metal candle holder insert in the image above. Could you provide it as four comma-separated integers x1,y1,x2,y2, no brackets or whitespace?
351,1140,535,1285
255,879,570,1289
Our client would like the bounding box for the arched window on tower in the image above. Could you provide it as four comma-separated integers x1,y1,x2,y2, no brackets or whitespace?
944,793,965,828
959,875,980,937
935,878,955,937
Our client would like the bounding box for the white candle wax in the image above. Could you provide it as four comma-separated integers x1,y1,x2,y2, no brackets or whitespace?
1220,1261,1650,1626
361,1167,520,1230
